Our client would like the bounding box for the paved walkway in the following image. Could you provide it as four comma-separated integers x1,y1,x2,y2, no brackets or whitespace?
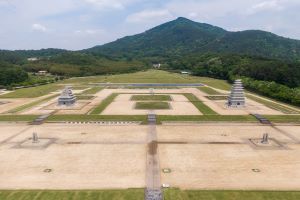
145,113,163,200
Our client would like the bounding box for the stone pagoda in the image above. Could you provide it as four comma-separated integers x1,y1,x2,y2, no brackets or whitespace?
58,86,76,106
227,79,245,107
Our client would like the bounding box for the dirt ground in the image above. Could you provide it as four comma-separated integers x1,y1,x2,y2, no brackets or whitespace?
102,93,202,115
97,88,286,115
187,88,283,115
0,122,300,190
2,88,285,115
158,124,300,190
0,123,147,189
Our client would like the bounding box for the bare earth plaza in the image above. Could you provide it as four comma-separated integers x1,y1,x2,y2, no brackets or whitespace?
0,70,300,199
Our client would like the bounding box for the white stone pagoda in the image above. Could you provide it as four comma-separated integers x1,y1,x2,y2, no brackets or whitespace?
227,79,245,107
58,86,76,106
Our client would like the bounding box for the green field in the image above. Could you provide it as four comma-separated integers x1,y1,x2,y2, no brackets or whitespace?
183,93,217,115
48,115,148,124
1,189,299,200
80,87,103,95
75,95,95,100
263,115,300,123
206,96,228,100
0,84,61,98
0,115,38,121
164,189,300,200
135,102,170,110
0,189,144,200
6,94,58,114
157,115,257,123
131,95,172,101
198,86,222,95
46,114,257,124
61,70,231,90
247,94,300,114
90,93,118,114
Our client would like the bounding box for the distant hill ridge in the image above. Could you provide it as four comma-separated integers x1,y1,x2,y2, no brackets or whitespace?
85,17,300,61
1,17,300,61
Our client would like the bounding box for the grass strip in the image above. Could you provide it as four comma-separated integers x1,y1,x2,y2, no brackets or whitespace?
0,189,144,200
0,115,38,122
263,115,300,123
198,87,222,95
135,102,170,110
47,115,148,124
90,93,119,114
184,93,218,115
80,87,103,95
157,115,257,123
75,95,95,100
206,96,228,100
247,95,300,114
0,84,61,98
7,94,59,114
131,95,172,101
164,188,300,200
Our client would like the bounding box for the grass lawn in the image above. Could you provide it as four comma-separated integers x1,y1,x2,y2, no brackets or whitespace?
164,189,300,200
90,93,119,114
131,95,172,101
198,87,222,95
75,95,95,100
247,95,300,114
0,84,61,98
0,189,144,200
80,87,103,95
206,96,228,100
61,70,231,90
48,115,148,124
157,115,257,123
0,115,38,121
71,86,90,90
6,94,58,114
135,102,170,110
263,115,300,123
183,93,217,115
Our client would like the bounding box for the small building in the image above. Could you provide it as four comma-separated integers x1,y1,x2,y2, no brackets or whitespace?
153,63,161,69
181,71,190,75
27,57,39,61
37,71,47,76
58,86,76,106
227,79,246,107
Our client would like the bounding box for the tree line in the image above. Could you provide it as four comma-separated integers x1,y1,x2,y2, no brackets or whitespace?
165,53,300,106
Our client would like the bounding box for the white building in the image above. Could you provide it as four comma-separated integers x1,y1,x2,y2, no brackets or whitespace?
153,63,161,69
27,57,39,61
37,71,48,76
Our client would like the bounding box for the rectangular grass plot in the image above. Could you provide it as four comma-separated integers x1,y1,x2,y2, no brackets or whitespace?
135,102,170,110
131,95,172,101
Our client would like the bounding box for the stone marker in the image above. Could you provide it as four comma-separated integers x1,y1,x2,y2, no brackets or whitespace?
32,132,39,143
261,133,269,144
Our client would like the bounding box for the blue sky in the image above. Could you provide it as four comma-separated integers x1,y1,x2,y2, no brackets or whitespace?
0,0,300,50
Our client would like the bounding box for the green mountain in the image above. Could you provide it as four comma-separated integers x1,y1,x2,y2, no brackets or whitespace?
86,17,300,61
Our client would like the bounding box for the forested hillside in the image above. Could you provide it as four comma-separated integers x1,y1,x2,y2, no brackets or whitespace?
165,53,300,105
86,17,300,61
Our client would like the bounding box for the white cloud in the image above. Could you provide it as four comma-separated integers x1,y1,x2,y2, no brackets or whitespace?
1,0,300,50
248,0,283,14
32,23,47,32
126,9,173,23
74,29,105,35
83,0,139,10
